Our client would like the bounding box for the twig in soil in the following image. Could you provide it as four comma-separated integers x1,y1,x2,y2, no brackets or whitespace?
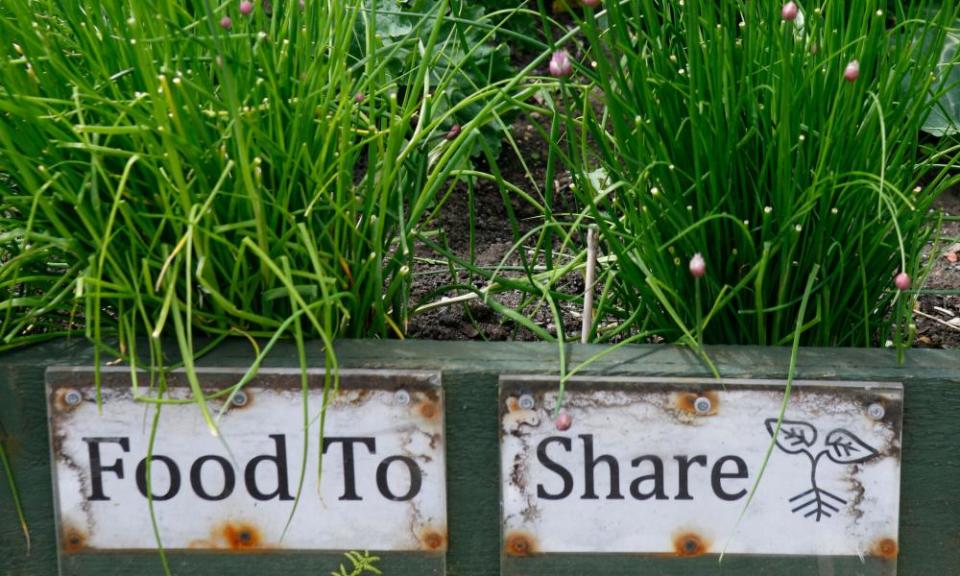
933,306,955,317
914,308,960,331
412,255,617,315
581,224,598,344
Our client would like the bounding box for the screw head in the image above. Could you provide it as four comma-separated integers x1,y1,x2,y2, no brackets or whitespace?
693,396,712,414
64,389,82,406
231,391,248,407
518,394,535,410
867,403,885,420
395,389,411,406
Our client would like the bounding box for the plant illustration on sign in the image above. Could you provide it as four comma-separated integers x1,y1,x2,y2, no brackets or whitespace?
765,419,879,522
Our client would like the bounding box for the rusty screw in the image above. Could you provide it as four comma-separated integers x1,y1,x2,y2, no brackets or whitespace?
395,389,411,406
231,391,248,408
64,389,82,406
518,394,535,410
694,396,712,414
867,403,885,421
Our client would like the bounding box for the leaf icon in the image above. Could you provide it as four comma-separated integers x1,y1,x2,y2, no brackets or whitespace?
824,429,879,464
765,419,817,454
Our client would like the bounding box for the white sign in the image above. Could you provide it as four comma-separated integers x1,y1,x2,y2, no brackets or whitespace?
501,376,902,558
48,368,446,553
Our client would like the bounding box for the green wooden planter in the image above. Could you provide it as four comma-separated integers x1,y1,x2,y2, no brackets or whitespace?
1,340,958,575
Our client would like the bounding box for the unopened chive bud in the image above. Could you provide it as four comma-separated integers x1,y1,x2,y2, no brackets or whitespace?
220,15,233,29
782,2,798,21
689,253,706,278
894,272,911,291
549,50,573,78
239,1,254,16
843,60,860,82
555,410,573,431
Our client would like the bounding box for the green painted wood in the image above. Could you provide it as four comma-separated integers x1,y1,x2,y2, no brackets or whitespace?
1,340,959,575
63,553,442,576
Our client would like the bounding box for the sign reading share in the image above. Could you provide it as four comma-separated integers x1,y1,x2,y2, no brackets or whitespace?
47,368,446,553
501,376,902,559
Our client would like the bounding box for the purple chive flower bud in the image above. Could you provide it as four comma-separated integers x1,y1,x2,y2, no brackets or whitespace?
549,50,573,78
445,124,461,141
782,2,798,21
894,272,911,291
582,0,601,7
844,60,860,82
354,92,364,104
220,15,233,29
689,253,706,278
262,0,272,16
239,1,254,16
555,410,572,431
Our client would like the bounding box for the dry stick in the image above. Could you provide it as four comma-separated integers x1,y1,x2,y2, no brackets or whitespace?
581,225,599,344
913,308,960,331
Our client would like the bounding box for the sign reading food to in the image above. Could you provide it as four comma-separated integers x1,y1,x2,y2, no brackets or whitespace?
500,375,902,558
47,367,446,553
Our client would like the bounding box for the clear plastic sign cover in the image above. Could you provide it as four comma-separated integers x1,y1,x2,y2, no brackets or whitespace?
500,376,902,561
47,367,446,554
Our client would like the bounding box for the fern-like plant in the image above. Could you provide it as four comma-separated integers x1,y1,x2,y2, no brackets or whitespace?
331,551,383,576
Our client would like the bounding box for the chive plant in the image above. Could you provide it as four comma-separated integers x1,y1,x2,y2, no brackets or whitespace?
0,0,507,372
0,0,512,560
546,0,960,350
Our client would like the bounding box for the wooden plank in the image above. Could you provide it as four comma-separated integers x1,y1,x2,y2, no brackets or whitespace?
502,555,896,575
62,553,442,575
442,370,500,576
1,363,60,576
1,340,959,574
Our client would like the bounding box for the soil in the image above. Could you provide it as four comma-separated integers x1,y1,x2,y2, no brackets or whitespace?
407,114,583,341
915,190,960,349
406,116,960,349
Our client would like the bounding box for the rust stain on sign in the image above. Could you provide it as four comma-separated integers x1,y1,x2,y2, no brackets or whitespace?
674,390,719,416
417,399,439,421
872,537,898,558
673,531,709,557
62,526,87,553
52,387,84,413
501,375,903,559
418,528,447,552
219,521,263,550
47,368,446,553
504,531,538,557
